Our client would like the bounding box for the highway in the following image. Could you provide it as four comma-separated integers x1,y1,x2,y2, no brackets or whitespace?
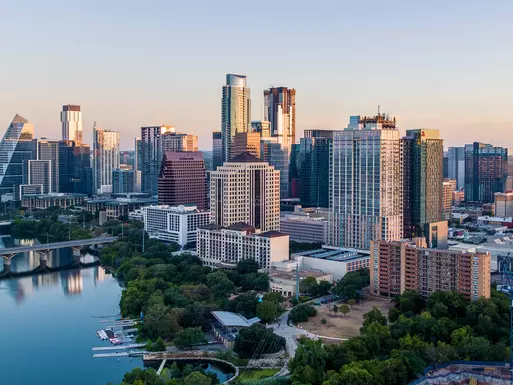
0,237,118,256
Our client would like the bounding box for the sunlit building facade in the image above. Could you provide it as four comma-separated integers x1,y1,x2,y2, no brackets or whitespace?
60,105,83,144
93,124,120,194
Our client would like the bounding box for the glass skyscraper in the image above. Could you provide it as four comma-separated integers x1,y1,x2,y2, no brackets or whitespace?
93,123,120,194
0,114,35,200
221,74,250,162
140,125,174,195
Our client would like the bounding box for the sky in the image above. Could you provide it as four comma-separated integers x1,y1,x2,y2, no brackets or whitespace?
1,0,512,150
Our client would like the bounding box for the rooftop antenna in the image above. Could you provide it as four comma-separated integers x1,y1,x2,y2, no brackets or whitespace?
377,105,381,117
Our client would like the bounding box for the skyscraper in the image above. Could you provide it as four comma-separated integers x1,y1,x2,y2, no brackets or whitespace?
448,147,465,190
264,87,296,146
329,114,403,249
402,129,444,238
27,160,52,194
210,152,280,232
158,151,207,210
464,142,507,203
298,133,333,207
93,123,120,194
260,138,290,199
212,131,223,171
140,125,174,195
221,74,250,162
251,121,271,138
60,105,83,144
33,138,60,193
232,132,261,158
162,132,198,152
0,114,34,200
112,169,136,194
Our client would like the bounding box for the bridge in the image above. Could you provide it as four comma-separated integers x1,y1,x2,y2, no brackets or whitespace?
0,237,118,277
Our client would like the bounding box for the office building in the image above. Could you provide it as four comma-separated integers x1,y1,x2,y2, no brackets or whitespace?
448,147,465,190
197,223,289,269
27,160,52,194
464,142,507,203
370,238,491,300
443,152,448,179
264,87,296,146
162,132,198,152
221,74,250,162
298,133,332,207
291,246,371,281
212,131,223,171
86,193,157,220
112,169,136,194
261,138,289,199
495,192,513,218
232,131,260,158
0,114,35,200
93,124,120,194
31,138,59,193
329,114,403,249
143,204,211,247
21,192,87,210
60,105,82,144
443,179,457,220
280,206,328,243
140,125,175,195
289,143,300,199
210,152,280,232
251,121,271,138
402,129,444,238
158,151,207,210
119,150,135,168
304,129,335,139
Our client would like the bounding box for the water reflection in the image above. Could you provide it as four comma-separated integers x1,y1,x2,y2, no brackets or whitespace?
0,236,107,303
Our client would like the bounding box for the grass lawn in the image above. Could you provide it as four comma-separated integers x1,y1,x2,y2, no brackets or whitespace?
238,368,280,381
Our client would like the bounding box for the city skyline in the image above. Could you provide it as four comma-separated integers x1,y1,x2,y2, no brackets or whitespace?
1,1,512,150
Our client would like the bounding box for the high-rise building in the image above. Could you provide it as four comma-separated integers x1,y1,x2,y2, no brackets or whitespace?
370,238,490,300
158,151,207,210
221,74,250,162
57,140,92,195
494,191,513,218
212,131,223,171
402,129,444,238
162,132,198,152
93,124,120,194
464,142,507,202
289,143,300,199
448,147,465,190
27,160,52,194
443,152,449,179
112,169,136,194
232,132,260,158
32,138,60,193
0,114,35,200
264,87,296,146
60,105,83,144
260,138,290,199
304,129,335,139
134,137,142,192
140,125,175,195
251,121,271,138
443,179,457,220
298,132,333,207
210,152,280,232
329,114,403,249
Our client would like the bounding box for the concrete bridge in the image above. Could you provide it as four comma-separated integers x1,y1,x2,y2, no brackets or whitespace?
0,237,118,275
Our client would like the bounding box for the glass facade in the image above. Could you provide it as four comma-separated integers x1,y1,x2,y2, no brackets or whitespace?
298,136,331,207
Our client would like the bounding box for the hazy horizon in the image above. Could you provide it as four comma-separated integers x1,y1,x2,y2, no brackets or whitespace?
2,0,512,150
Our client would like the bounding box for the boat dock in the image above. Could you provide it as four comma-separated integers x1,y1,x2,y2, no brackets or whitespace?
93,352,129,358
92,343,146,351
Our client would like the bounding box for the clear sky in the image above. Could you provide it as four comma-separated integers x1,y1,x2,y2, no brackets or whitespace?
1,0,512,150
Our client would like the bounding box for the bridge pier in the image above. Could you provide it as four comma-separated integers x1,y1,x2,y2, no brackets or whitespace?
36,250,50,269
72,247,82,263
1,253,18,274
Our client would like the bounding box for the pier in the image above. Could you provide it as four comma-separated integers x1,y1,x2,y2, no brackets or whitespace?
92,343,146,351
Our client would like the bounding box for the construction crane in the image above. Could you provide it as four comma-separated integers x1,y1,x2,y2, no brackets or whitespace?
498,252,513,385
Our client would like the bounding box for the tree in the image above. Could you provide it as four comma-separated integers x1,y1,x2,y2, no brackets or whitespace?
234,323,285,359
337,362,373,385
289,303,317,324
347,299,356,308
143,303,181,339
173,327,206,349
146,337,166,352
317,280,332,296
332,304,338,314
121,368,163,385
332,269,369,299
264,292,285,303
299,276,318,295
182,372,212,385
362,307,387,328
237,259,259,274
256,300,279,323
289,339,328,385
339,304,350,318
392,290,426,314
240,272,269,291
224,291,259,319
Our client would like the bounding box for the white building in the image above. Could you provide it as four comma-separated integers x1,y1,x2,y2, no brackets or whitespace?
270,260,332,297
143,205,211,247
61,105,83,144
93,124,120,194
495,192,513,218
329,114,403,249
210,153,280,232
197,223,289,270
291,245,371,281
280,209,328,243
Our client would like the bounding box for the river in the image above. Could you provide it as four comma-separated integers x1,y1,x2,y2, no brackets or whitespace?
0,236,143,385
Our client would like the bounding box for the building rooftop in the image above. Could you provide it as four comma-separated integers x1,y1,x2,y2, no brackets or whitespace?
227,222,257,231
143,204,207,214
229,152,264,163
258,231,288,238
22,193,87,199
211,311,260,328
270,268,328,281
294,246,370,261
163,151,204,161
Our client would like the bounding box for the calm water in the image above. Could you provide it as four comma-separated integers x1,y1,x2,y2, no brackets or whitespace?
0,236,142,385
